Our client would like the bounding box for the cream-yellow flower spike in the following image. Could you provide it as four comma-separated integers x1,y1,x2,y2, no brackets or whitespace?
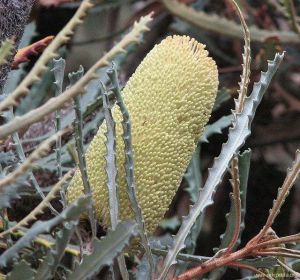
67,35,218,233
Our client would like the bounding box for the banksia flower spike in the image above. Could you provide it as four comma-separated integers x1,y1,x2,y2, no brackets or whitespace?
67,35,219,233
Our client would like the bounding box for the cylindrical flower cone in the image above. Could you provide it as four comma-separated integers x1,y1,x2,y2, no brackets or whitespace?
67,35,219,233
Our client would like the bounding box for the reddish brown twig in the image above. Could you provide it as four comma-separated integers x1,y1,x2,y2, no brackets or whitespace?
175,150,300,280
12,36,54,69
224,156,241,254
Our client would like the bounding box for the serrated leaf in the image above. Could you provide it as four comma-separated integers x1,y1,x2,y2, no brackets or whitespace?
210,149,251,279
52,57,65,92
6,260,35,280
67,221,139,280
102,83,119,228
183,115,236,258
219,149,251,250
0,177,26,210
158,52,285,279
35,221,77,280
107,65,154,276
52,57,66,181
0,196,90,267
15,70,54,115
38,11,154,169
200,115,233,143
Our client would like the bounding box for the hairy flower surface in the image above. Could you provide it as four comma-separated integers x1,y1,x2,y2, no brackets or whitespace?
67,35,218,233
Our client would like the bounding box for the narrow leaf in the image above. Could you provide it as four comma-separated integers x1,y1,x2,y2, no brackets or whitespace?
67,221,139,280
219,149,251,250
35,221,77,280
200,115,233,143
107,64,154,276
7,260,35,280
158,53,284,279
0,196,90,267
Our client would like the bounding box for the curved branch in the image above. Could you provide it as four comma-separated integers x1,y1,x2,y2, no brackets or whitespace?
161,0,300,44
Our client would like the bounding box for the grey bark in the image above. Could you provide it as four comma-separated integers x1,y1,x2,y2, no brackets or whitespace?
0,0,35,92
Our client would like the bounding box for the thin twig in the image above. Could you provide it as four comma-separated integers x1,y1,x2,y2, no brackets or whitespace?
229,0,251,113
277,259,300,278
253,233,300,248
253,149,300,242
254,251,300,259
287,0,300,36
261,246,300,256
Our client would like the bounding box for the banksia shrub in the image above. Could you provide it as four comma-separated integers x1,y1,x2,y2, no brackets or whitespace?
2,1,300,279
67,35,219,233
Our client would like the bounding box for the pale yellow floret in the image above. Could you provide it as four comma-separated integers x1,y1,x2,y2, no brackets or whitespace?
67,35,219,233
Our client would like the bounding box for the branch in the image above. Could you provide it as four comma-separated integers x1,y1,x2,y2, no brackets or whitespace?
229,0,251,113
0,128,71,190
0,13,153,139
253,149,300,242
0,0,94,111
0,170,73,238
161,0,300,43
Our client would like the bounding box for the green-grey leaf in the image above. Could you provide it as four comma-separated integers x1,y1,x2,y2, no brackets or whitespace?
107,64,154,277
102,83,119,228
159,216,181,231
182,144,203,263
7,260,35,280
158,52,285,279
0,182,22,210
201,115,233,143
210,149,251,279
0,196,90,267
67,221,139,280
239,257,277,268
35,221,77,280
